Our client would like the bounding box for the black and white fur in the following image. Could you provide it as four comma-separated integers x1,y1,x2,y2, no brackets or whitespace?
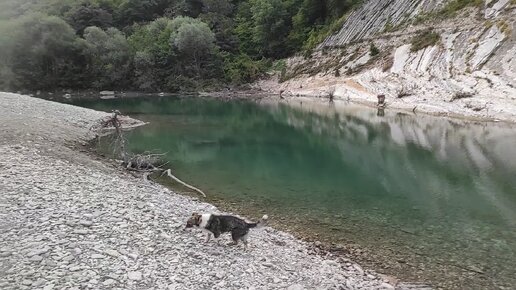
185,213,268,248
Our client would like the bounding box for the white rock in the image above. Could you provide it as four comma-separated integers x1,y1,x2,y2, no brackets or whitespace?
102,279,116,286
104,249,120,257
287,284,304,290
127,271,142,281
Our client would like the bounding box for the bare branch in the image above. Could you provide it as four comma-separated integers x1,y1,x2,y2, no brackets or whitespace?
161,169,207,198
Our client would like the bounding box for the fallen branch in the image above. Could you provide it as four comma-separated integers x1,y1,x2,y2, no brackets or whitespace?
161,169,207,197
90,110,208,198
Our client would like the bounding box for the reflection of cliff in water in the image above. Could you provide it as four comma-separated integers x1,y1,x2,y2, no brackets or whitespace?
265,99,516,228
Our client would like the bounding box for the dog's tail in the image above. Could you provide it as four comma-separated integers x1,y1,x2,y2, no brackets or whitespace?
247,215,268,229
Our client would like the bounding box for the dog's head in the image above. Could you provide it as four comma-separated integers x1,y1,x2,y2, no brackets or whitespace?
185,212,202,228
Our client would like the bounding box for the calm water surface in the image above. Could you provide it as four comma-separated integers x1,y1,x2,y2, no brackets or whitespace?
74,96,516,288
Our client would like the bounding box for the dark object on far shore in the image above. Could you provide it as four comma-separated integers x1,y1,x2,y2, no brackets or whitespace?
377,94,386,108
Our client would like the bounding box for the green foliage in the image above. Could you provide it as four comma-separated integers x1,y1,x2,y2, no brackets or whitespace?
172,19,217,76
223,54,267,84
369,43,379,56
301,13,348,52
64,2,113,35
413,0,483,24
0,0,365,92
410,30,441,52
248,0,292,58
0,13,89,90
441,0,483,17
172,21,215,55
84,26,133,89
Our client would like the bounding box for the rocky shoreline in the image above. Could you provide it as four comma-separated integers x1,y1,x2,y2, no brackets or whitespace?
0,92,393,290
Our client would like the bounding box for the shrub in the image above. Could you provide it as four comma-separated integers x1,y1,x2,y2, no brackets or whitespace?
369,43,380,56
410,30,441,52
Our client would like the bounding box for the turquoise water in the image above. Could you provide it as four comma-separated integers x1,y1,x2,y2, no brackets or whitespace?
74,96,516,288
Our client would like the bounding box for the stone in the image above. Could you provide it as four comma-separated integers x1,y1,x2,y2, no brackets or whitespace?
287,284,304,290
79,220,93,227
43,284,55,290
127,271,142,281
29,255,43,262
160,232,171,239
21,279,33,286
32,278,47,287
27,247,50,257
102,279,116,286
73,229,89,235
105,249,120,257
91,254,105,259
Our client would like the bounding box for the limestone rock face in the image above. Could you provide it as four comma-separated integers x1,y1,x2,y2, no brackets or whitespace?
270,0,516,122
320,0,445,47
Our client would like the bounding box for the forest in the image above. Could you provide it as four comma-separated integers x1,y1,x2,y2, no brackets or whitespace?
0,0,361,92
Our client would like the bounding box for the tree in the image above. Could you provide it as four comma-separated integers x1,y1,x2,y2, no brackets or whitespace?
0,13,89,90
65,2,113,35
171,19,216,76
128,17,176,90
198,0,237,52
248,0,292,58
114,0,171,27
83,26,133,89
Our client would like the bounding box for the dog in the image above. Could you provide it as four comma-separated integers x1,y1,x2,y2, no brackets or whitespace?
185,213,268,248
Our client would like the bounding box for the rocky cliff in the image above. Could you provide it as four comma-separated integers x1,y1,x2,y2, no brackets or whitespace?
260,0,516,122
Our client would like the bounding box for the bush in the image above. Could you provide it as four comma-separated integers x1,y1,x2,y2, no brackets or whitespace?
369,43,380,56
0,13,89,90
410,30,441,52
441,0,483,18
223,54,267,84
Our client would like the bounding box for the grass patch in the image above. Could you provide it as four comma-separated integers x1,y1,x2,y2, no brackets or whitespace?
410,30,441,52
441,0,483,18
413,0,483,24
497,20,512,36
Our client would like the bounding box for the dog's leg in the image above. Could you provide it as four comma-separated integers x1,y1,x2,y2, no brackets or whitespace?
230,229,246,246
241,234,249,250
205,232,211,243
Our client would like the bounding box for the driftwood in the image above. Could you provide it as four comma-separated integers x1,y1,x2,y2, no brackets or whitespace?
91,110,207,198
161,169,206,197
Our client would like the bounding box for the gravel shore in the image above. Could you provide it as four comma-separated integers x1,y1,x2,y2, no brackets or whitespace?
0,92,393,290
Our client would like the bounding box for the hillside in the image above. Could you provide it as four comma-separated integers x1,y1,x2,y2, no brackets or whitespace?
260,0,516,122
0,0,362,92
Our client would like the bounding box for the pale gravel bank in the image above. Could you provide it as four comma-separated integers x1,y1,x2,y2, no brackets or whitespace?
0,92,394,290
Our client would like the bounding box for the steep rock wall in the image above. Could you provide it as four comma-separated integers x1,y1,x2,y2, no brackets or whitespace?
320,0,446,47
263,0,516,122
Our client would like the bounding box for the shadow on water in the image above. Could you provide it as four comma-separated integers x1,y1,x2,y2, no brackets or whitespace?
73,95,516,289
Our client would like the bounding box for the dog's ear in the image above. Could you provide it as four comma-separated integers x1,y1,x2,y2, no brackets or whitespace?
191,212,199,216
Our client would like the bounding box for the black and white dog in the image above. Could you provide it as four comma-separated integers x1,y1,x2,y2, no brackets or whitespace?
185,213,268,248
